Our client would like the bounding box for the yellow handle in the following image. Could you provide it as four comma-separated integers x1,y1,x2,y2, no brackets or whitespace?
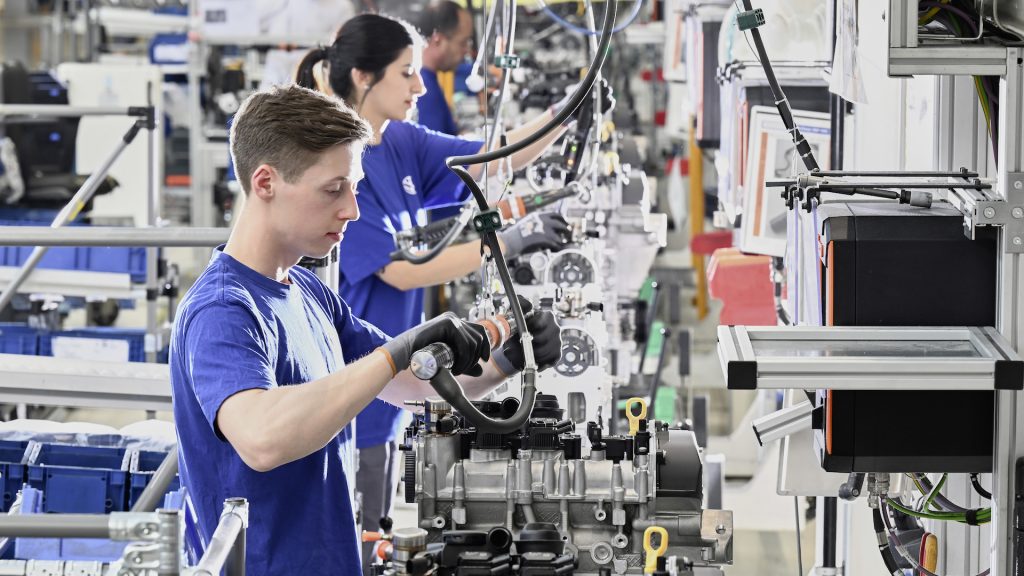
626,397,648,436
921,533,938,572
643,526,668,574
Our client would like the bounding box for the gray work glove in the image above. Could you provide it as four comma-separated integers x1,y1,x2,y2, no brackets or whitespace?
499,212,570,259
380,312,490,377
492,297,563,375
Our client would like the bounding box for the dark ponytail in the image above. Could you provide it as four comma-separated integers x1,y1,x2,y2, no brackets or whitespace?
293,14,422,107
295,46,329,91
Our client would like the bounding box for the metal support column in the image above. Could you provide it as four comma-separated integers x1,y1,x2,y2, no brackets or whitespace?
992,46,1024,576
0,117,147,316
146,81,160,363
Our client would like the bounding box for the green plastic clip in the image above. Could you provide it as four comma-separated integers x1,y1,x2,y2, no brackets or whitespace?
473,209,505,234
736,9,765,31
493,54,521,69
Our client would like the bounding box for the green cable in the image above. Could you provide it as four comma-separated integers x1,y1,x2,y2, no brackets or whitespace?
885,497,991,524
921,473,947,512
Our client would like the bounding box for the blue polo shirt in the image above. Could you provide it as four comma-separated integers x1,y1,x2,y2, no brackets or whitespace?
341,121,482,448
171,248,389,576
417,68,459,136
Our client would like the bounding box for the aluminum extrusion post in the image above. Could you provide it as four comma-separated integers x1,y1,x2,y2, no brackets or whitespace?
133,447,180,513
992,46,1024,576
146,84,159,364
0,119,142,316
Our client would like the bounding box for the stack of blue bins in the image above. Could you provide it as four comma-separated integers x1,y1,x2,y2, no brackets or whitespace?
14,443,183,562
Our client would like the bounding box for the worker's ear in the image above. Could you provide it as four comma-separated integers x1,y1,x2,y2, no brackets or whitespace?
350,68,374,93
430,31,446,46
249,164,277,201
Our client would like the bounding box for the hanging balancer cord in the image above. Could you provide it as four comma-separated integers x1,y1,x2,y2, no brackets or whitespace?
413,0,619,433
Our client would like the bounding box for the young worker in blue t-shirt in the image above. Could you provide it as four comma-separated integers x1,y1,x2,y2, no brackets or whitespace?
169,84,562,576
294,13,593,540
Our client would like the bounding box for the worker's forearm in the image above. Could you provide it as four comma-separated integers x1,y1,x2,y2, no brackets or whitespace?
467,111,568,179
504,110,567,172
378,239,496,290
239,351,394,468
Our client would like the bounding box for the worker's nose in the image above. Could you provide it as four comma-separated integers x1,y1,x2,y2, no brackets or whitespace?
413,72,427,97
339,189,360,223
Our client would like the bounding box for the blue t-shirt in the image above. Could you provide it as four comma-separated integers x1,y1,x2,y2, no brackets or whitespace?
416,68,459,136
170,249,389,576
341,121,482,448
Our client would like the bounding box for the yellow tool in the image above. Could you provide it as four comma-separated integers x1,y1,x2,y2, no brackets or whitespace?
921,533,938,572
626,397,648,436
643,526,668,574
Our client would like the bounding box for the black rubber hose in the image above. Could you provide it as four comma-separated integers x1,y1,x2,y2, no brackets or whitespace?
393,211,472,264
445,0,617,168
873,508,902,576
430,367,537,433
739,0,819,172
970,473,993,500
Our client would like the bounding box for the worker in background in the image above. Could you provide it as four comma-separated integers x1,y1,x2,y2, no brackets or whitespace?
169,84,563,576
415,0,473,135
294,13,608,551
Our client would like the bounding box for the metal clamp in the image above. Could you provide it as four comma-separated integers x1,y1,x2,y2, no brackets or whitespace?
948,172,1024,252
117,542,163,574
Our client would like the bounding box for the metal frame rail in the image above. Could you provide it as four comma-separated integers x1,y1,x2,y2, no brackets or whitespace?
0,498,247,576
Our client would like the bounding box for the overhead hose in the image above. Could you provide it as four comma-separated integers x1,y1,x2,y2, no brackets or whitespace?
447,0,618,168
418,0,618,432
395,209,475,264
535,0,644,37
739,0,820,172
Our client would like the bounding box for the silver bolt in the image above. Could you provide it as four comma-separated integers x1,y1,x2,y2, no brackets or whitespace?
985,207,997,219
1014,207,1024,219
1015,237,1023,246
1015,180,1023,190
716,524,727,534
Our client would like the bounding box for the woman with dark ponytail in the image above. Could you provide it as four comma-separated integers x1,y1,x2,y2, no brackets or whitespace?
295,13,583,548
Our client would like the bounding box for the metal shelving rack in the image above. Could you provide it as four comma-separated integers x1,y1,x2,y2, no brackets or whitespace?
0,103,230,407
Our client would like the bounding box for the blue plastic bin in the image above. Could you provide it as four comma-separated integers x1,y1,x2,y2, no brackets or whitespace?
26,444,129,513
15,485,188,562
0,324,40,355
128,449,180,509
39,327,147,363
0,215,148,283
0,440,29,512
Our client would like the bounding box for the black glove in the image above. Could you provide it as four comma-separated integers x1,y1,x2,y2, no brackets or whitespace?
381,312,490,377
492,298,563,374
499,212,570,258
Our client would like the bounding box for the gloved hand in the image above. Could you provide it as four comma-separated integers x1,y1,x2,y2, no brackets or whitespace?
380,312,490,377
550,77,616,121
499,212,570,259
492,298,563,375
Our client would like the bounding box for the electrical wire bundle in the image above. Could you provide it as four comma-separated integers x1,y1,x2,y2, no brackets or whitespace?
873,473,993,576
917,0,1020,160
